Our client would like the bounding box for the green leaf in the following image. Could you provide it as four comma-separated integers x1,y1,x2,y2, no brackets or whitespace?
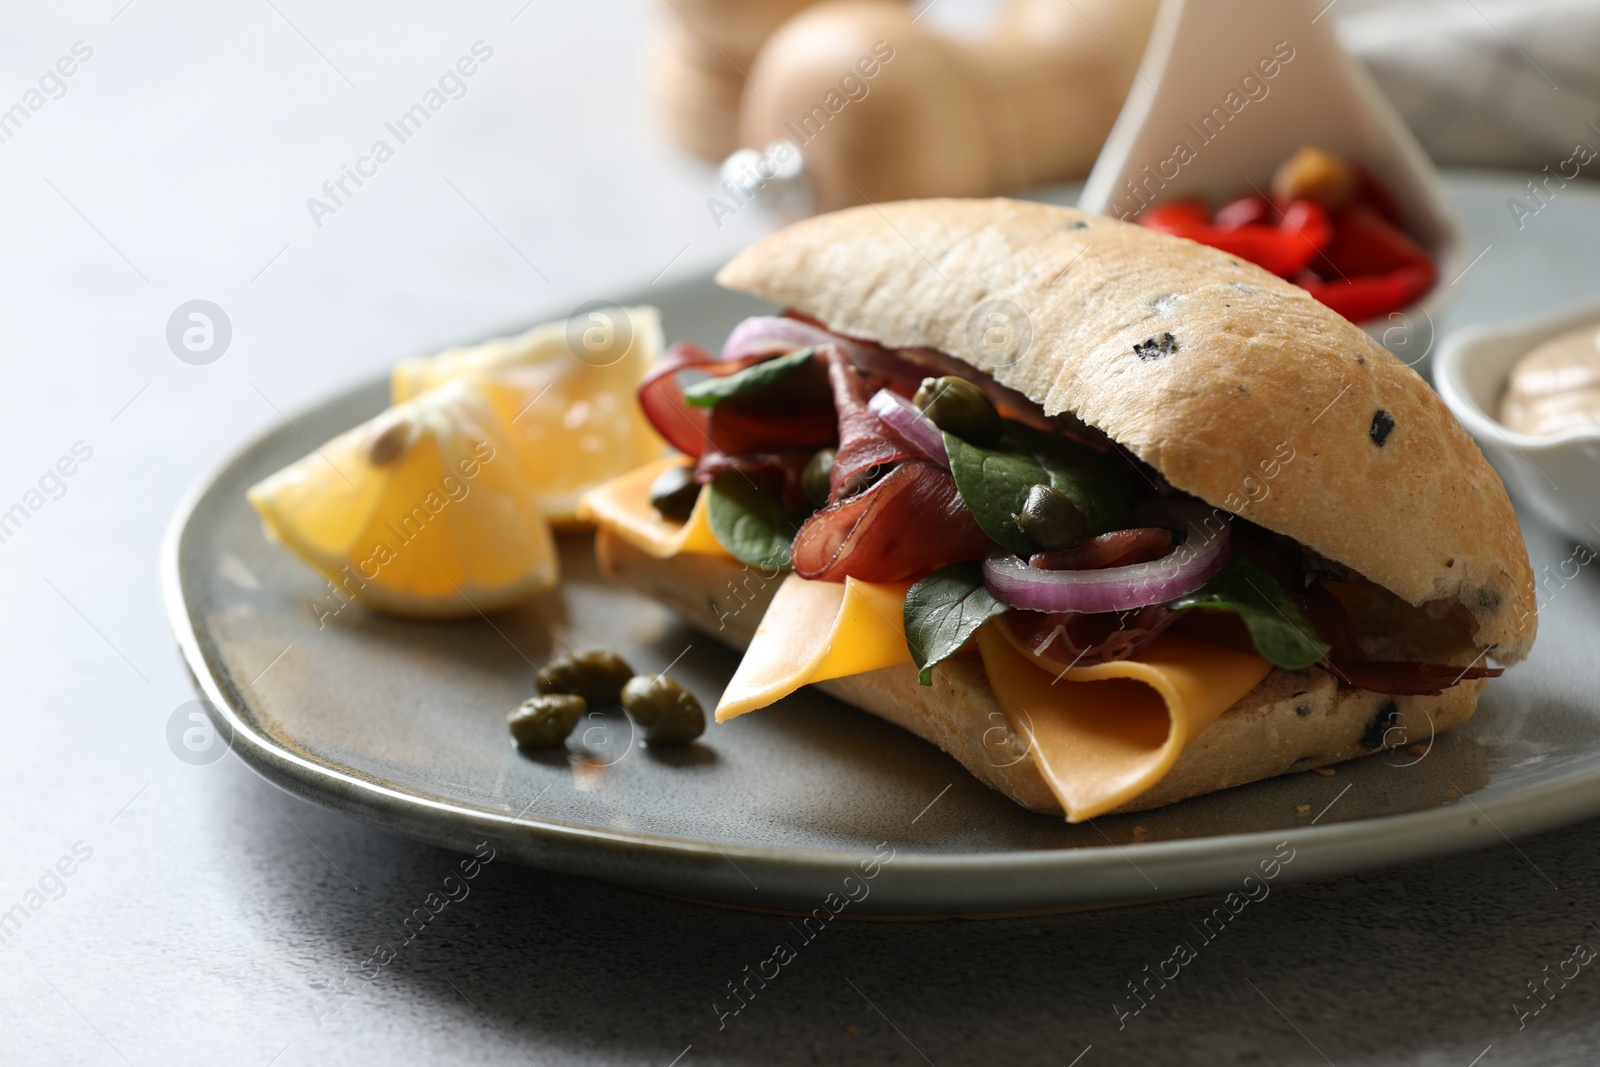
1169,555,1331,670
944,422,1135,555
705,473,797,570
682,347,816,408
903,562,1011,685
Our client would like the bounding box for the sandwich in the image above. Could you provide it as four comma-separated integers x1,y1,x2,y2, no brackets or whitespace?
579,198,1537,822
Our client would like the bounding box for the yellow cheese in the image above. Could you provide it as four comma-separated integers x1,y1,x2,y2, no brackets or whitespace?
588,460,1274,822
714,573,914,721
977,624,1271,821
712,566,1271,822
576,456,727,559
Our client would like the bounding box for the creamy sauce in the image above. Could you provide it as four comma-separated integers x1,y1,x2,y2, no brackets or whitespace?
1501,325,1600,435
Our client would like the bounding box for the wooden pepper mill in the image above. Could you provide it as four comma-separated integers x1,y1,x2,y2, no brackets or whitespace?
646,0,847,159
735,0,1160,211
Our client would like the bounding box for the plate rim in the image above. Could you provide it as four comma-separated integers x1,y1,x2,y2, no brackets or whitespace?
162,287,1600,915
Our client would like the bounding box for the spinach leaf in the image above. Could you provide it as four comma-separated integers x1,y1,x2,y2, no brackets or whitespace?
903,562,1011,685
944,422,1134,555
682,347,816,408
1169,555,1330,670
705,473,798,570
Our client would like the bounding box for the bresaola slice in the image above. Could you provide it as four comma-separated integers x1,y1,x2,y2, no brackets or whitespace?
1000,604,1179,666
695,448,815,513
637,341,719,458
1030,528,1173,570
1296,579,1503,695
822,349,922,500
705,359,836,459
1324,658,1500,696
791,461,993,583
637,341,837,460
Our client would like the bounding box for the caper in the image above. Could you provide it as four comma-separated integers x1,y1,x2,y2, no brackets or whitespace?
1013,483,1088,551
619,673,706,747
801,448,835,509
912,376,1001,444
537,649,635,703
648,465,700,521
508,694,585,750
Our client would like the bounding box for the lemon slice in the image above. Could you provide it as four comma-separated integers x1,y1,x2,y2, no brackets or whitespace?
247,379,558,618
392,306,666,524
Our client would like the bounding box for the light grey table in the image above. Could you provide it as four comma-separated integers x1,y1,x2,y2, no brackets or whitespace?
4,3,1600,1064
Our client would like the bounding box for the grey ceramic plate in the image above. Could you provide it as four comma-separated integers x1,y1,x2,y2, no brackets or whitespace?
165,177,1600,915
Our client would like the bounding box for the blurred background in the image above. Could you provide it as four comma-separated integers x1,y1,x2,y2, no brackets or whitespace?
3,1,1599,1064
2,0,1591,422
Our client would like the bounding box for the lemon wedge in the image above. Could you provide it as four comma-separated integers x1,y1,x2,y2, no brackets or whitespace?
392,306,666,524
247,378,558,618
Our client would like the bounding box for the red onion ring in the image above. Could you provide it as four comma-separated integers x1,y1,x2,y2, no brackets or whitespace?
983,499,1231,613
722,316,868,361
721,316,926,380
867,389,947,466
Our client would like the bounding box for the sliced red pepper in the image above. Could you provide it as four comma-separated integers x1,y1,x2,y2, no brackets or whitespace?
1139,199,1332,278
1353,164,1404,227
1214,193,1274,230
1278,199,1334,266
1311,202,1432,279
1299,263,1436,324
1137,200,1212,230
1137,188,1435,322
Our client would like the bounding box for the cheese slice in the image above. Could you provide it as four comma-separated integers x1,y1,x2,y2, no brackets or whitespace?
577,457,727,558
977,624,1270,821
714,573,914,721
712,568,1272,821
586,460,1275,822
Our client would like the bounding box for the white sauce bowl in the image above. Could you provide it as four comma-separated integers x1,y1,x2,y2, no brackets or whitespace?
1436,298,1600,545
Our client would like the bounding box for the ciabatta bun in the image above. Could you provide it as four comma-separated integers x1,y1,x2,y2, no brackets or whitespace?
592,198,1533,817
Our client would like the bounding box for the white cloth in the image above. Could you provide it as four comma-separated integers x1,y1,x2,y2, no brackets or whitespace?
1338,0,1600,168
